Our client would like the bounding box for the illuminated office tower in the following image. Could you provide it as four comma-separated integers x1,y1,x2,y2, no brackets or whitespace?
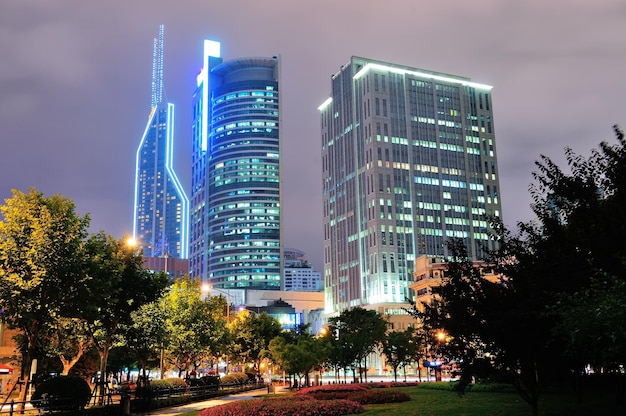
319,57,501,315
190,40,282,289
133,25,189,261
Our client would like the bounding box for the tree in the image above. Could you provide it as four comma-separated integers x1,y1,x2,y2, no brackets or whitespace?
124,302,166,378
227,310,282,374
328,307,387,383
381,327,421,382
163,276,228,377
416,126,626,415
268,324,329,387
415,237,554,415
48,317,93,376
81,232,168,400
0,188,89,408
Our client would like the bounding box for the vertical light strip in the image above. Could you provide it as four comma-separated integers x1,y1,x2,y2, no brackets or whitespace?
133,107,157,239
165,103,190,258
201,40,220,152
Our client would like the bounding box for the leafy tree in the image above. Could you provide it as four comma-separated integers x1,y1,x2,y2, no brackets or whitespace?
415,237,554,414
227,310,282,374
81,232,168,400
328,307,387,383
319,324,353,382
163,276,228,377
124,301,166,378
48,317,93,375
268,324,329,387
416,126,626,415
0,188,89,408
381,327,421,382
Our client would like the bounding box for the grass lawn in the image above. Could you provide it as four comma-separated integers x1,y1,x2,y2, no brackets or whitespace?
177,384,623,416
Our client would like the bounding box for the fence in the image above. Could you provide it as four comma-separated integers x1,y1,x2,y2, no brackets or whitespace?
0,381,266,415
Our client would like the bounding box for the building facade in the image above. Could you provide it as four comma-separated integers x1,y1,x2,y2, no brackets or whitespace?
283,248,323,292
411,254,501,312
133,25,189,261
320,56,502,316
190,40,282,290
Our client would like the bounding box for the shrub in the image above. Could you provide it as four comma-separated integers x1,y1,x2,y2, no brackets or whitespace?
31,376,92,411
296,383,411,405
200,375,220,387
368,381,420,388
245,372,258,383
296,383,371,395
220,372,248,385
199,396,365,416
136,377,187,397
352,389,411,404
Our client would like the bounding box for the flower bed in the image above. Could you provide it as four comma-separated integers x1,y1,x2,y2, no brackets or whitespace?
296,383,411,404
198,396,365,416
296,383,371,395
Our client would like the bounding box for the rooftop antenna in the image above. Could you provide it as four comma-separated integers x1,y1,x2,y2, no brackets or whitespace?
151,24,165,108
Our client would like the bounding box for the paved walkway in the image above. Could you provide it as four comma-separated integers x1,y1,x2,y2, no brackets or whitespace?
137,387,272,416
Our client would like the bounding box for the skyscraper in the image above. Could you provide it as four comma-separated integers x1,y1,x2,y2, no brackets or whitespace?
320,56,501,315
190,40,282,290
133,25,189,260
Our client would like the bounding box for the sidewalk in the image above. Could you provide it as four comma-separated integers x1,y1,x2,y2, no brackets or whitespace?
138,387,269,416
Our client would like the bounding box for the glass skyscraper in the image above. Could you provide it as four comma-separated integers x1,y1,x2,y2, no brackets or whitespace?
133,25,189,260
190,40,282,290
320,57,501,315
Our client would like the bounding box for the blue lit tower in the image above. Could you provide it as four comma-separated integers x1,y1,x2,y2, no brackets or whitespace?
190,40,282,290
133,25,189,260
319,57,502,315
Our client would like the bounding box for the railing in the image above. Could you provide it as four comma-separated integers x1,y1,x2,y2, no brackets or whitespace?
1,381,266,415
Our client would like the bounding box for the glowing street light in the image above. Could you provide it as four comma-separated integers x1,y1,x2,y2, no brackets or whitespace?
126,237,170,276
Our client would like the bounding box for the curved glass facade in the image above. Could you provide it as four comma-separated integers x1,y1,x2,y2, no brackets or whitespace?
190,47,281,290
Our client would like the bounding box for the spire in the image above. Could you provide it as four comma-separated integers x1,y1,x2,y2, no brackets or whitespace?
151,24,165,108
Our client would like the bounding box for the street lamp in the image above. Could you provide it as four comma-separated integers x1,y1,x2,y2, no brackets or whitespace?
127,237,170,277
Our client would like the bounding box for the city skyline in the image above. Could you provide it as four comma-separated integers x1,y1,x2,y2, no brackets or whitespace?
1,1,624,271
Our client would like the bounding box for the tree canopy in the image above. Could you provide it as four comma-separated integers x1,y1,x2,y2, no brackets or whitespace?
0,188,90,407
415,126,626,416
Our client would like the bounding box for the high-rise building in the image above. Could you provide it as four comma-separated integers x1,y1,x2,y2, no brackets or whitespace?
319,56,501,316
190,40,282,290
133,25,189,261
283,248,323,292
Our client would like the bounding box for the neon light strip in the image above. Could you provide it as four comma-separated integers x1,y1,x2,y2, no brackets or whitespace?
165,103,190,258
133,107,157,239
201,40,221,152
317,97,332,111
353,62,493,90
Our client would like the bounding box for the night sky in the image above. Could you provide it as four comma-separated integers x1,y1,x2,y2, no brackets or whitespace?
1,0,624,270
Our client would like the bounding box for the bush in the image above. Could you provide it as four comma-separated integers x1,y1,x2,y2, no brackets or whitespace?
135,377,187,397
220,372,248,385
199,396,365,416
296,383,411,405
31,376,92,411
296,384,371,395
187,375,220,388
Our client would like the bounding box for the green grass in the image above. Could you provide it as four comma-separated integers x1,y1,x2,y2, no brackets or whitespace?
176,385,624,416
